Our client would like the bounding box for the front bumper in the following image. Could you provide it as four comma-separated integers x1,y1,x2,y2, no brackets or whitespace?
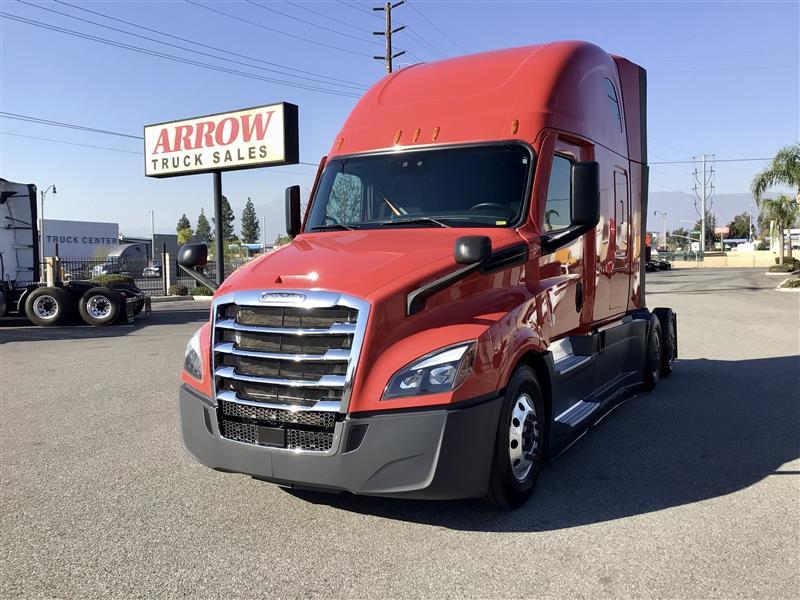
179,384,503,499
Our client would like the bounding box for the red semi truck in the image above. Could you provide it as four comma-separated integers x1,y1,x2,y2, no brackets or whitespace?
178,41,677,508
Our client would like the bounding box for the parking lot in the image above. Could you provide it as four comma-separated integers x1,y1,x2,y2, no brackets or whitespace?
1,268,798,599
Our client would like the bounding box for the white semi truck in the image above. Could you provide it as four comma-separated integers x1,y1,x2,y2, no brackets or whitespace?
0,178,149,326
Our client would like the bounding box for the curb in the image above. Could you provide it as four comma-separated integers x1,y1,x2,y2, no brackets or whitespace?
150,295,213,303
776,278,800,292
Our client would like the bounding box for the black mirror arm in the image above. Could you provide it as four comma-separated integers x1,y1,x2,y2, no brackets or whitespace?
540,220,598,254
178,265,219,292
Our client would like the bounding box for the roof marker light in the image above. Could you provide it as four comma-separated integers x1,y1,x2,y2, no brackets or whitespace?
511,119,519,134
432,126,440,142
336,137,344,150
394,129,403,145
412,128,421,143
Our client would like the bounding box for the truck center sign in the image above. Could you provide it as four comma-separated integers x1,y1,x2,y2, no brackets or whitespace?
144,103,298,178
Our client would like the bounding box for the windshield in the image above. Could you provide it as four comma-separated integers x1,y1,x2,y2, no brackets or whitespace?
306,144,532,230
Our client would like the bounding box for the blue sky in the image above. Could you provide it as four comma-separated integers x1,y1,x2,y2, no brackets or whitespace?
1,0,798,242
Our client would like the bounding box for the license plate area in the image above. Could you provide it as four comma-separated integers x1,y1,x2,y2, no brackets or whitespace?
257,425,285,447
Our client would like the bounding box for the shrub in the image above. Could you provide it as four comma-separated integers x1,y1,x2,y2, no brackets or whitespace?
775,256,800,267
192,286,213,296
90,274,136,288
769,264,795,273
780,278,800,288
168,284,189,296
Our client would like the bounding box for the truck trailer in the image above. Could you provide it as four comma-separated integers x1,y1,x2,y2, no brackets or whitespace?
0,179,150,326
178,41,677,508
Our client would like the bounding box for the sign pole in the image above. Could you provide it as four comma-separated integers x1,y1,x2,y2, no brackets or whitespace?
213,171,225,285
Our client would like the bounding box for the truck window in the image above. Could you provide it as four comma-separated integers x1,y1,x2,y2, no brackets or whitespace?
306,144,532,229
604,78,623,133
542,155,572,232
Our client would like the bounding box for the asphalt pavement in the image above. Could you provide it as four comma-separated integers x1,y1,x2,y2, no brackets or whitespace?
1,268,798,599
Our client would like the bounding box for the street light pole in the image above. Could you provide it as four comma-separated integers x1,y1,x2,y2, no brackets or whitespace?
39,184,57,264
149,209,155,261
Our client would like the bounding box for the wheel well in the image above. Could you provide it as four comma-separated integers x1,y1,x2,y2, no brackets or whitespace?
515,351,553,445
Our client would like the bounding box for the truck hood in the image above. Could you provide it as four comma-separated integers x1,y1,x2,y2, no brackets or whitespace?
217,228,526,301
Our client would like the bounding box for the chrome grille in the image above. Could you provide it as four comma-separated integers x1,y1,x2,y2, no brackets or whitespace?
211,290,369,454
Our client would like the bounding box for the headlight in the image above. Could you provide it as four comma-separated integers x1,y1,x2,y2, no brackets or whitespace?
383,343,476,400
183,328,203,380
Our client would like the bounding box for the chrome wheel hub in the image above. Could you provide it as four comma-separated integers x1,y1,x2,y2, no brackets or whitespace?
32,295,58,319
508,393,540,481
86,295,112,319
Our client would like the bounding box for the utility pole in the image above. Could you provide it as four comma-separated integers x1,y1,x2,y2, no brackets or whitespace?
692,154,715,257
373,1,406,74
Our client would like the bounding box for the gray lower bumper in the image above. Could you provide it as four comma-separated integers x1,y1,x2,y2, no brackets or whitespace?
179,385,503,499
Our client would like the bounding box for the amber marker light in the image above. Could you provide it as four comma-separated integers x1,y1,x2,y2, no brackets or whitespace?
432,126,440,141
412,128,421,143
511,119,519,134
394,129,403,145
336,137,344,150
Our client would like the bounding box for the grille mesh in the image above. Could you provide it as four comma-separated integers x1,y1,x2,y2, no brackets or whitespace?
220,400,337,428
219,419,334,452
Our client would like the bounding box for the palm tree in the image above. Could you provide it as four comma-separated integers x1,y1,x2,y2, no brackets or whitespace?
760,195,800,264
751,143,800,206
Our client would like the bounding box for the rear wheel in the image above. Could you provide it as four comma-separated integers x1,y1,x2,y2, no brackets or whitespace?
653,308,676,377
24,287,74,326
484,366,545,510
643,316,662,390
78,287,120,326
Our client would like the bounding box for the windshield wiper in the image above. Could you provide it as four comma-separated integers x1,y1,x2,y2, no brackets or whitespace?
378,217,450,228
309,223,357,231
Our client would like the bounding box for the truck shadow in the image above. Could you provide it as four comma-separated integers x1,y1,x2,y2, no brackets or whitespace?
290,355,799,532
0,305,209,343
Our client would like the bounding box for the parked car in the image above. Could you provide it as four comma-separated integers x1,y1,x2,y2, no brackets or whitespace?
142,262,162,278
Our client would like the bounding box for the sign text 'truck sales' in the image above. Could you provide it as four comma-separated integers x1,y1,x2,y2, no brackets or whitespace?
143,103,298,178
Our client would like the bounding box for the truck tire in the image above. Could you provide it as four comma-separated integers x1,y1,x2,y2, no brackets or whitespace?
653,308,676,377
483,366,545,510
643,316,662,390
24,286,74,326
78,287,120,326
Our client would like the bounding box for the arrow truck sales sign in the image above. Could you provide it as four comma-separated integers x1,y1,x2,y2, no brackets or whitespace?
144,102,298,177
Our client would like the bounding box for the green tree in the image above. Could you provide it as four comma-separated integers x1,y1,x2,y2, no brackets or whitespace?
274,234,292,246
760,195,800,264
727,212,752,240
240,197,260,244
195,208,212,243
751,143,800,206
212,195,237,241
176,213,191,233
694,212,717,250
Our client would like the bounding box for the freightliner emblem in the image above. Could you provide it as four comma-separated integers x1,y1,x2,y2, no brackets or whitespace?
259,292,306,303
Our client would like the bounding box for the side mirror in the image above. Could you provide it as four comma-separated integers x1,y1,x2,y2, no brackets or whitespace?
178,243,208,268
454,235,492,265
286,185,301,238
571,161,600,228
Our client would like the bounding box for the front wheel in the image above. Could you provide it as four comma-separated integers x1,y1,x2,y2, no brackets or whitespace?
483,366,545,510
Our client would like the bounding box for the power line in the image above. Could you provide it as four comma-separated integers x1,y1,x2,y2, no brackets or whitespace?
245,0,383,47
406,0,466,54
286,0,373,34
0,11,362,98
51,0,368,89
0,111,143,139
651,157,774,164
185,0,368,58
1,131,141,154
20,0,366,92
